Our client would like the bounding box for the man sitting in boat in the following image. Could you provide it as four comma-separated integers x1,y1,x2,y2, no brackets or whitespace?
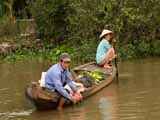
96,29,116,69
44,53,82,110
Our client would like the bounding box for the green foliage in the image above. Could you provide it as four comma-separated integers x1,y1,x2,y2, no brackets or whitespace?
30,0,160,59
151,40,160,56
117,44,136,60
0,0,8,18
0,0,160,63
31,0,73,43
49,45,74,62
136,41,151,57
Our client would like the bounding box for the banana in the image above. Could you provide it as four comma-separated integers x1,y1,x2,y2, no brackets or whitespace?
81,70,105,83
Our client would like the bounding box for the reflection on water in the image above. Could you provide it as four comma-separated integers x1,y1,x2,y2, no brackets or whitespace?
98,83,119,120
99,97,110,120
0,58,160,120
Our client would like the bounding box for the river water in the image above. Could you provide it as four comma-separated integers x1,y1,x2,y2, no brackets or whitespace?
0,58,159,120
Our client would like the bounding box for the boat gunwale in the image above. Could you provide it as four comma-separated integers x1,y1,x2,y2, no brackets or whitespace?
25,62,116,110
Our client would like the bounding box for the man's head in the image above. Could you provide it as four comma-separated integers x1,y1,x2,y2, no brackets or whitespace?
59,53,71,69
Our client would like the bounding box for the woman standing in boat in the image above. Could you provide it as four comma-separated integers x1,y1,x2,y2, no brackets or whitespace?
96,29,116,68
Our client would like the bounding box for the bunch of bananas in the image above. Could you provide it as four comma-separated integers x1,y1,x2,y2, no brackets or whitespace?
81,71,105,83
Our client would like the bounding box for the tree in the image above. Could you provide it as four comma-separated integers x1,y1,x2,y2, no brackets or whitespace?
30,0,160,57
31,0,73,44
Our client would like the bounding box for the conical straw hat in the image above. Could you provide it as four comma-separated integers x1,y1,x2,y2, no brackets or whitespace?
100,29,113,39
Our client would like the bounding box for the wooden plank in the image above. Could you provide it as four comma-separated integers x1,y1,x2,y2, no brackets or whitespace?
82,75,113,98
74,62,95,71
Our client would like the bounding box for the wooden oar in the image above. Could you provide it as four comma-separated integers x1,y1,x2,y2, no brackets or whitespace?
112,39,119,83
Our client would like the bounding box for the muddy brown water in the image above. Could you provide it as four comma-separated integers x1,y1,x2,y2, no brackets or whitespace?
0,58,159,120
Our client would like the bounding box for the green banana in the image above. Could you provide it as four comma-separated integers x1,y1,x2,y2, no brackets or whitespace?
81,70,105,82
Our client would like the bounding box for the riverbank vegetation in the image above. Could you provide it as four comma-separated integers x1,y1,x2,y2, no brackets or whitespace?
0,0,160,63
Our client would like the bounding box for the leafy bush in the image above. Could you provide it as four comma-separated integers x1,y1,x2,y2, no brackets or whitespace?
152,40,160,56
1,0,160,63
31,0,73,43
31,0,160,56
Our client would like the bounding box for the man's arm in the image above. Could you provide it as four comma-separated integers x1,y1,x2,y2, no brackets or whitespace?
50,72,72,100
66,71,77,93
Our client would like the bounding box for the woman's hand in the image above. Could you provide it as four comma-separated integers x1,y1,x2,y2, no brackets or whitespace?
113,54,117,59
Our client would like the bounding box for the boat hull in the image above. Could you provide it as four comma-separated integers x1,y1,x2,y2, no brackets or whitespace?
25,62,116,110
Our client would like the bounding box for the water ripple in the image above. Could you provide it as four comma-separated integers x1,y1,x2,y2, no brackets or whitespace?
0,110,33,118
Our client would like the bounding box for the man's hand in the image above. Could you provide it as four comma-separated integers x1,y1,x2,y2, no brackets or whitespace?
71,95,79,104
75,91,83,100
71,92,83,104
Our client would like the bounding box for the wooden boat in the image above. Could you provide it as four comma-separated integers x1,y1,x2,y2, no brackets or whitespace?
25,62,116,110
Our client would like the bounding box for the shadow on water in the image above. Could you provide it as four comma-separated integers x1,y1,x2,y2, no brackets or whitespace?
0,58,160,120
